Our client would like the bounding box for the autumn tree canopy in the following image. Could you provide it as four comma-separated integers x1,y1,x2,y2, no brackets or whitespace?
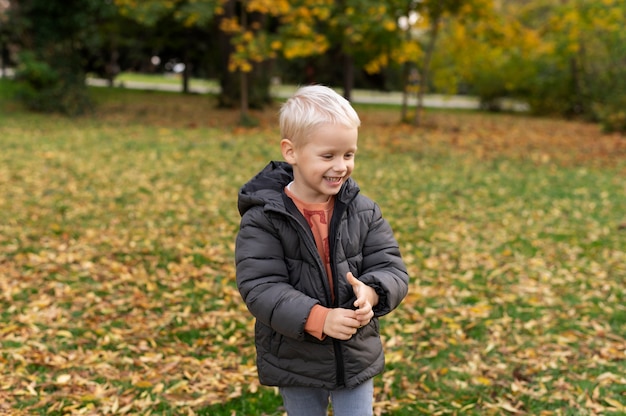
3,0,625,131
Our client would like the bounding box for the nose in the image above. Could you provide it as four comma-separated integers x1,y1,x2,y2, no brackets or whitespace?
334,158,349,173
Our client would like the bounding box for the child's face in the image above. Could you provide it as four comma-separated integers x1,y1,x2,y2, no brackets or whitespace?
282,123,358,203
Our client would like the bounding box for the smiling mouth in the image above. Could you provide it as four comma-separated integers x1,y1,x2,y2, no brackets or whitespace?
324,176,342,183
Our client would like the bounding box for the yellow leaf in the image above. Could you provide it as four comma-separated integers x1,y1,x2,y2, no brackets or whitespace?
80,394,98,402
166,380,189,394
0,325,19,336
56,374,71,384
474,376,492,386
605,398,625,410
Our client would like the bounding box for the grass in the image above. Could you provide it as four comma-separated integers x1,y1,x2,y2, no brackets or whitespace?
0,78,625,415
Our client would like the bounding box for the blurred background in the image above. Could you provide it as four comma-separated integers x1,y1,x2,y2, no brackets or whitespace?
1,0,625,131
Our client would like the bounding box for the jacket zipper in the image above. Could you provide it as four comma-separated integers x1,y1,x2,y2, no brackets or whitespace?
280,190,356,388
280,195,333,305
329,198,349,388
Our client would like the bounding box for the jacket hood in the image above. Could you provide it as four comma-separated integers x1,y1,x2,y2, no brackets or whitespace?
238,161,293,217
238,161,360,217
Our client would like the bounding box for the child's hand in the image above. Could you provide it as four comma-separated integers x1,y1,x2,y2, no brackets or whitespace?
346,272,378,328
323,308,361,340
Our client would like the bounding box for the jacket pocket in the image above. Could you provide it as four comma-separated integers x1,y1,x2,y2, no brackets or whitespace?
356,317,380,340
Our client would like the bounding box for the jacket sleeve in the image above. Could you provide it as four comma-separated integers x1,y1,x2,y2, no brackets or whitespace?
358,203,409,316
235,207,319,340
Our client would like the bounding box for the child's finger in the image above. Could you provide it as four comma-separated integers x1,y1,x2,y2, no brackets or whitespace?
346,271,361,291
346,271,365,303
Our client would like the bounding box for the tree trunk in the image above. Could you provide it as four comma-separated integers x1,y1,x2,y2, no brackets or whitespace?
342,53,354,102
0,41,6,79
238,1,249,122
401,61,410,122
240,70,249,123
217,0,237,108
569,46,586,117
105,49,119,87
182,45,190,94
217,0,270,112
413,16,441,126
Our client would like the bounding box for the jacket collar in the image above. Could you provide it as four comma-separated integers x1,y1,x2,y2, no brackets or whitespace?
238,161,359,217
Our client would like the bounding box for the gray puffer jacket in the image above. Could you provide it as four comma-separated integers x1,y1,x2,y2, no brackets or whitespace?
235,161,409,389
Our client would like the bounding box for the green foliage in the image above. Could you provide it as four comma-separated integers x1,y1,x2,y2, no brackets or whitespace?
585,9,626,133
523,56,578,116
0,77,18,101
115,0,222,27
6,0,119,115
14,52,92,116
594,98,626,134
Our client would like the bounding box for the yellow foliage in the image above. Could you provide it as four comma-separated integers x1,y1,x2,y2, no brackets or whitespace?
283,36,329,60
248,0,290,15
367,5,387,15
219,17,241,34
295,22,313,36
567,42,580,54
452,23,467,42
350,32,363,43
305,0,333,6
242,31,254,42
383,19,396,32
182,12,200,27
295,6,311,19
364,54,389,75
228,58,252,73
312,5,331,20
391,41,422,65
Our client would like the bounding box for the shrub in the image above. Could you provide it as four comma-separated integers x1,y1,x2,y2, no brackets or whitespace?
593,99,626,134
14,51,93,116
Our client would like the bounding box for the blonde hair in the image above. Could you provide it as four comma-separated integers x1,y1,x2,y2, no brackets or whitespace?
279,85,361,146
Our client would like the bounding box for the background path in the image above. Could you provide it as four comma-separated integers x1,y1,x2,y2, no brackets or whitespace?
87,77,528,111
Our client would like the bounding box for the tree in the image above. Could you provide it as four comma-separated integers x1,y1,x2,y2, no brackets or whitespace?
217,0,283,123
116,0,281,124
360,0,493,125
411,0,490,126
115,0,221,94
268,0,408,101
9,0,117,115
438,0,626,132
434,2,538,110
0,0,10,78
519,0,626,129
324,0,405,101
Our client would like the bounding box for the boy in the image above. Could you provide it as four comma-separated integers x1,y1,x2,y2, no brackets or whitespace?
235,85,409,416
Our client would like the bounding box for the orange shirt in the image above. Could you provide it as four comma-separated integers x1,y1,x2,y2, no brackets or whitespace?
285,185,334,340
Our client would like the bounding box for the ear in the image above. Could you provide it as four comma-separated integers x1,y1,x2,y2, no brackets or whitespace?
281,139,297,164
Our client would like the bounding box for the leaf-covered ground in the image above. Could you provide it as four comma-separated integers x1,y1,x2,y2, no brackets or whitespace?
1,87,625,415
